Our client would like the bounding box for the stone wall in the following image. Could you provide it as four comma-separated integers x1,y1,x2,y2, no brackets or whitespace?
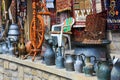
0,56,70,80
0,54,97,80
107,30,120,54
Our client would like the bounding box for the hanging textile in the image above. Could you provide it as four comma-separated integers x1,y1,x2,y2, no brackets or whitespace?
9,0,17,23
92,0,96,13
56,0,72,13
73,0,80,10
73,0,93,28
79,0,85,10
107,0,120,30
17,0,27,29
0,1,1,26
73,0,106,42
85,0,92,9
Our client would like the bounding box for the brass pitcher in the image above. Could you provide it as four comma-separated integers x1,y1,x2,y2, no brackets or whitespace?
18,36,26,59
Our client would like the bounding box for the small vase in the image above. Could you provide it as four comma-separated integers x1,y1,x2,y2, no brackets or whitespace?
83,56,96,76
55,47,64,69
74,54,85,73
65,54,74,71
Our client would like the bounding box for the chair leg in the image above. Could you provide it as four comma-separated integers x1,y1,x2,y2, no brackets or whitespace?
63,34,71,50
51,34,71,50
51,34,62,47
57,35,62,47
67,36,71,50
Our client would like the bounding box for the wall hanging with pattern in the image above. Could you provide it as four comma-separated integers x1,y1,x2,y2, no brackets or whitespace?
107,0,120,30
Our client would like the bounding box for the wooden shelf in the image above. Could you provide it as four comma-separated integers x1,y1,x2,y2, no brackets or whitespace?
73,25,86,28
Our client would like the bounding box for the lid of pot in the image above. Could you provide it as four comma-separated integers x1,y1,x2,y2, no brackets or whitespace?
8,30,20,35
9,24,19,30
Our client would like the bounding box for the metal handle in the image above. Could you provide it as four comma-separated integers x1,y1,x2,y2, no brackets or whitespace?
80,53,86,61
90,56,96,61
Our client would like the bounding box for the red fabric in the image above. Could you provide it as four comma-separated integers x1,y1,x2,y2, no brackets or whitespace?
10,0,17,23
56,0,72,13
92,0,96,14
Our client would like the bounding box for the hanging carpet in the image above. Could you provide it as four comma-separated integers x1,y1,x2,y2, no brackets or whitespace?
56,0,72,13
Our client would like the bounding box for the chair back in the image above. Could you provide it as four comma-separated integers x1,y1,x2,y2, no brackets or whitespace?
63,17,75,32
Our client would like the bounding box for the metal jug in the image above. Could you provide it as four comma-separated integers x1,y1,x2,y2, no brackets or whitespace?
43,39,55,66
96,58,111,80
18,36,26,58
83,55,96,76
111,58,120,80
55,47,64,69
65,54,74,71
74,54,85,73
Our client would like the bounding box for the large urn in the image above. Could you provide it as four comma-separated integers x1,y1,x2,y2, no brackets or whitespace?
74,54,85,73
111,58,120,80
96,58,111,80
43,39,55,66
8,24,20,42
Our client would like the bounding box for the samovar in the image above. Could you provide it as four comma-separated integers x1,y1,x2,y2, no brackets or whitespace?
8,24,20,42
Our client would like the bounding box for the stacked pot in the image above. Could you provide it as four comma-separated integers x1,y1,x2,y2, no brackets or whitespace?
8,24,20,42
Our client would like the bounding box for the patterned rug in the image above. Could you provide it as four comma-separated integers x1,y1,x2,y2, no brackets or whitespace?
56,0,72,13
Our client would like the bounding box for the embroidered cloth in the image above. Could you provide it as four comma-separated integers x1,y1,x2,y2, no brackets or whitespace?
56,0,71,13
